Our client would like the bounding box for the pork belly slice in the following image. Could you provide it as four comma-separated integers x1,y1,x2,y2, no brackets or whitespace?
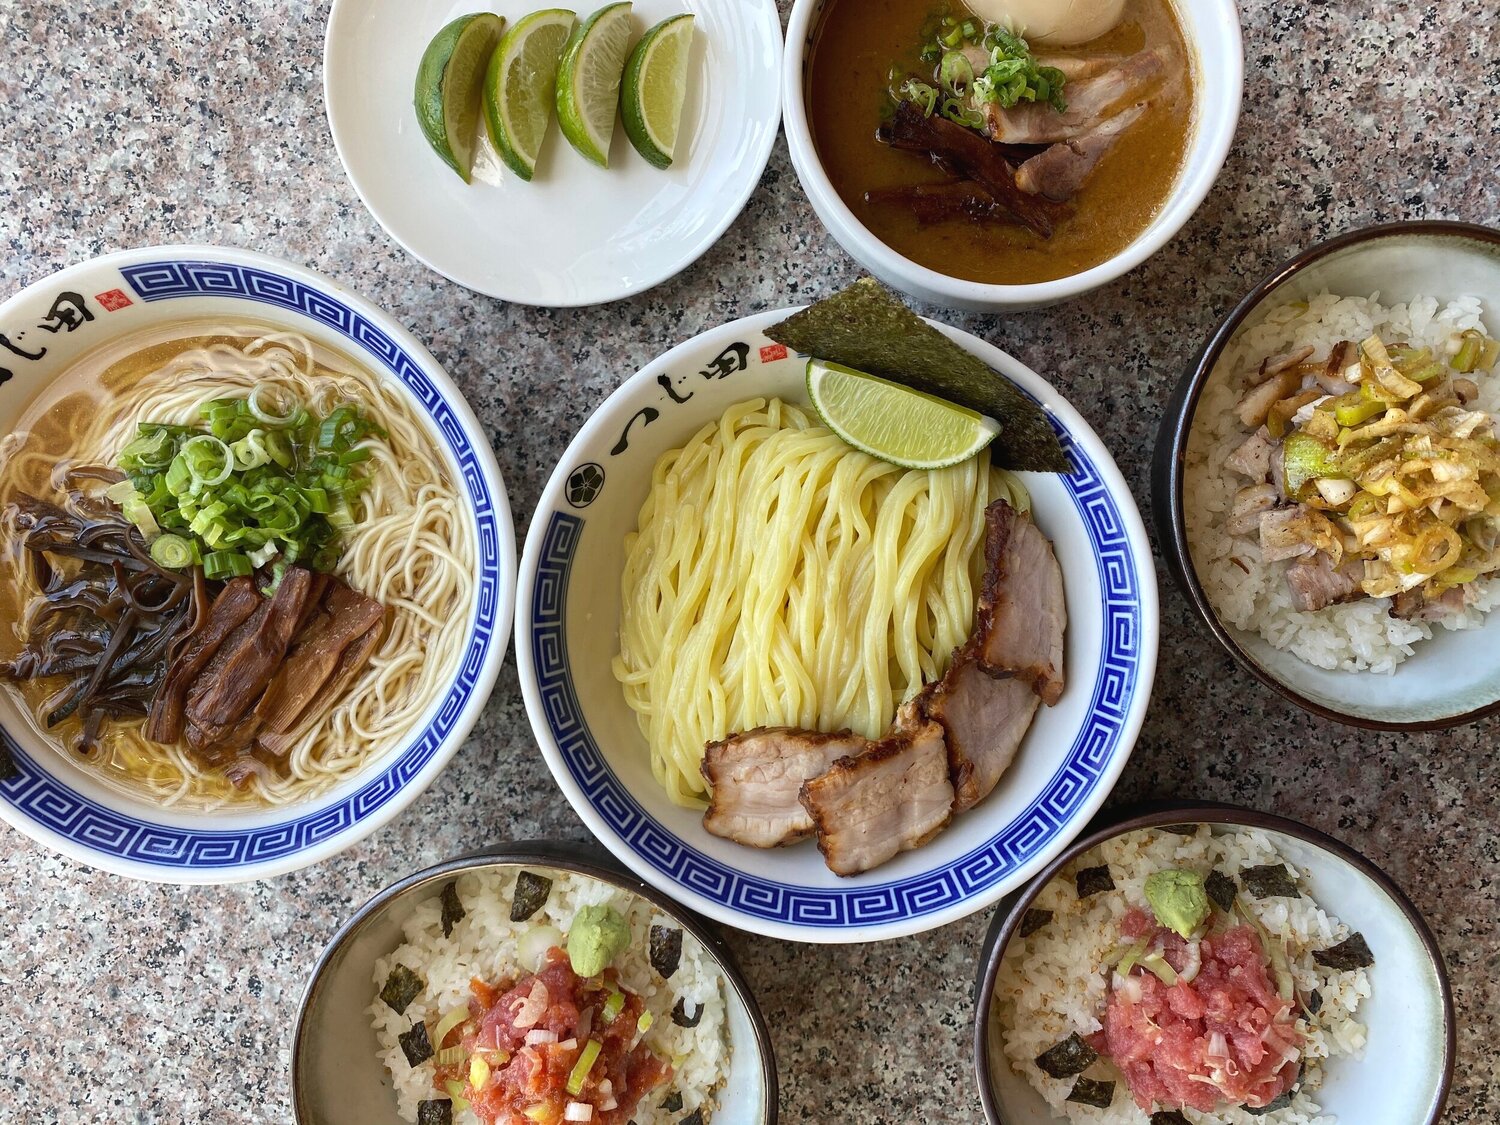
799,721,954,877
1285,553,1365,612
974,501,1067,705
918,646,1041,813
700,727,870,848
986,49,1164,144
1014,101,1147,202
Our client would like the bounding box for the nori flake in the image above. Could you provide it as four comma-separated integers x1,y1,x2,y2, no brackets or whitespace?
1019,907,1053,938
681,1111,704,1125
1305,988,1323,1015
379,965,424,1014
1205,870,1238,914
1075,865,1115,898
416,1100,453,1125
1035,1033,1097,1078
650,924,683,979
1162,824,1199,837
399,1020,434,1067
510,871,553,922
1246,1089,1297,1115
1313,932,1374,971
661,1091,684,1112
440,881,465,938
763,278,1070,473
1066,1078,1115,1109
1240,864,1302,899
672,997,703,1028
1150,1113,1192,1125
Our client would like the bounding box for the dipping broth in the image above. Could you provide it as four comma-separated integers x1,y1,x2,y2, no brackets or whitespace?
806,0,1196,285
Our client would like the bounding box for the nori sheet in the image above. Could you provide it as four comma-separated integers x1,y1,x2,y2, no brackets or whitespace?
0,742,16,782
680,1110,705,1125
671,997,703,1028
1150,1113,1191,1125
1313,932,1374,971
1205,870,1238,914
661,1091,685,1112
440,881,465,938
1162,824,1199,837
1035,1033,1098,1078
1246,1089,1297,1115
416,1100,453,1125
1240,864,1302,899
1019,907,1053,938
650,924,683,979
1066,1078,1115,1108
510,870,553,922
399,1020,433,1067
1305,988,1323,1015
379,965,424,1015
1075,865,1115,898
763,278,1070,472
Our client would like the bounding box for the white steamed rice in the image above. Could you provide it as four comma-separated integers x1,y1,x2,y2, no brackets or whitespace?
1184,291,1500,672
369,868,729,1124
992,825,1371,1125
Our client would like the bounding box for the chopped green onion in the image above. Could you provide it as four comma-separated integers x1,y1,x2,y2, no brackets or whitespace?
636,1010,654,1034
939,51,974,95
442,1080,472,1112
431,1007,469,1052
565,1040,602,1096
181,435,235,487
203,550,252,580
1138,953,1179,986
150,534,196,570
247,541,280,569
433,1046,465,1066
602,989,626,1023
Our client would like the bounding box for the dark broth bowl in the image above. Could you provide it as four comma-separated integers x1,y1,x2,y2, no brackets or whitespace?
292,840,778,1125
972,802,1454,1125
1152,220,1500,729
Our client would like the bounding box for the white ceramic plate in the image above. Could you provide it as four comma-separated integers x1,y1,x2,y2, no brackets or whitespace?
323,0,783,306
514,309,1160,943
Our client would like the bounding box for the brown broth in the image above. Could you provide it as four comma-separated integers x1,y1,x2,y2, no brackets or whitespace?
806,0,1196,285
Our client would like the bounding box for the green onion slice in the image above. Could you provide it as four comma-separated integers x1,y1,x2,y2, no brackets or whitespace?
565,1039,602,1096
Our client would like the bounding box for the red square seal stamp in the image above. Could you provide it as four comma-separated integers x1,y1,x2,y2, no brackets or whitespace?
758,343,788,364
95,289,133,312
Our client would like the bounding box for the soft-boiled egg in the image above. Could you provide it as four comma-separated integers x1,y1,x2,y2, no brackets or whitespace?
965,0,1128,47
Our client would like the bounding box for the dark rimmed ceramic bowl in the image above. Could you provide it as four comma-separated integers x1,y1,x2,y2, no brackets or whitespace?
292,840,778,1125
1153,220,1500,729
973,802,1454,1125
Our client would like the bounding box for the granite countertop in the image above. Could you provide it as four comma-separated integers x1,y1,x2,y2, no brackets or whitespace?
0,0,1495,1121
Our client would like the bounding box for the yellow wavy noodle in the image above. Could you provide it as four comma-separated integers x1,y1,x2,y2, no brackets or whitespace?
0,329,474,808
612,397,1026,807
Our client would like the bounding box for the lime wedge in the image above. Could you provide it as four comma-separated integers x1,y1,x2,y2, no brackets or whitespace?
414,13,505,183
806,359,1002,469
555,2,634,168
621,14,694,169
484,9,577,181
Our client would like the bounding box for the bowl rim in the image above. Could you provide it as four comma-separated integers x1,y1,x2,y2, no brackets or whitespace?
290,839,780,1124
513,306,1160,944
971,800,1457,1125
0,243,518,882
1156,219,1500,731
322,0,786,308
779,0,1244,308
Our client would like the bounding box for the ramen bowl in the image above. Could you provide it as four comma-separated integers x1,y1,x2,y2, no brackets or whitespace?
0,245,516,882
974,802,1454,1125
515,309,1159,943
292,840,778,1124
781,0,1243,312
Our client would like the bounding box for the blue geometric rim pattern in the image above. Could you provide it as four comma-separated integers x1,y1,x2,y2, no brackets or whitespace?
0,260,501,869
530,411,1143,929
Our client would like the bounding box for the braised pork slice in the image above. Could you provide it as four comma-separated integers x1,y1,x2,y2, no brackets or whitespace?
701,727,870,848
918,645,1040,813
255,579,386,735
1285,554,1365,612
185,567,314,750
800,721,954,877
974,501,1067,705
1014,101,1147,202
146,577,261,743
255,619,383,759
986,50,1164,144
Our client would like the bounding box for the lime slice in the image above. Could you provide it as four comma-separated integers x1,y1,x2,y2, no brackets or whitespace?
806,359,1002,469
484,9,577,181
555,2,634,168
414,13,506,183
621,14,694,169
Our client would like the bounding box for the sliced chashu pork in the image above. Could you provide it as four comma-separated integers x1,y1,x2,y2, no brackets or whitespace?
986,49,1163,144
975,501,1067,704
701,727,869,848
1015,101,1147,202
798,721,954,877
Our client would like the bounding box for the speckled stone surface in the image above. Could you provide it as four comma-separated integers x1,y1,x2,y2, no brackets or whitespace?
0,1,1496,1121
